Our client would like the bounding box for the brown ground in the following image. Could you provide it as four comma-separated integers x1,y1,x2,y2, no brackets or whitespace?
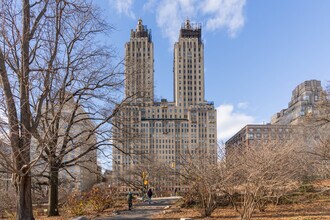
2,195,329,220
2,180,329,219
152,199,330,219
152,180,330,220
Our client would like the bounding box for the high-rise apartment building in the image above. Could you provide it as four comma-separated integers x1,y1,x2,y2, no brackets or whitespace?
125,19,154,103
174,20,204,107
112,19,217,192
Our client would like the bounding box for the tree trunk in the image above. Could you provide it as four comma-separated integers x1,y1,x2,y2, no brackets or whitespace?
16,173,34,220
240,192,255,220
48,166,60,216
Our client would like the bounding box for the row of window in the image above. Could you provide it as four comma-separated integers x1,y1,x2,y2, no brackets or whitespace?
248,127,290,133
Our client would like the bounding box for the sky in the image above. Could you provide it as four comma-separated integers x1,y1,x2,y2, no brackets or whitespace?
96,0,330,142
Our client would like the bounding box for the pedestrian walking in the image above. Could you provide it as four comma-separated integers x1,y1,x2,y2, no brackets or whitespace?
147,188,153,204
127,191,133,210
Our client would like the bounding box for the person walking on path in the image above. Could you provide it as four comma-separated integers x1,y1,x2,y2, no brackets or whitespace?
127,191,133,210
147,188,153,204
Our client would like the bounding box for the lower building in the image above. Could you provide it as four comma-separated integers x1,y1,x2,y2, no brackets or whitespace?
225,124,295,151
112,99,217,192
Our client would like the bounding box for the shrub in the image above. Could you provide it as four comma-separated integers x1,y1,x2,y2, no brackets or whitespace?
63,185,119,215
86,186,115,212
63,192,86,216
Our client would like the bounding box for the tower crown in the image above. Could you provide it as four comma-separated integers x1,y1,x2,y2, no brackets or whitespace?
130,18,152,41
179,20,202,41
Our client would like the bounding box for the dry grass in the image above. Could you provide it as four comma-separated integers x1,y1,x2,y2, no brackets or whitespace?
152,199,330,220
33,199,128,220
153,180,330,220
2,180,329,219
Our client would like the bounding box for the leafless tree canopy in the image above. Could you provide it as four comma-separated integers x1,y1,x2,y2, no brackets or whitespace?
0,0,127,218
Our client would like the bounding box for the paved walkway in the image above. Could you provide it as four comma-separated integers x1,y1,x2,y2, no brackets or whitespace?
96,197,181,220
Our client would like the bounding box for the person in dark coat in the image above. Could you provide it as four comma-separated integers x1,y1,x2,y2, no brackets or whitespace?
127,191,133,210
147,188,153,204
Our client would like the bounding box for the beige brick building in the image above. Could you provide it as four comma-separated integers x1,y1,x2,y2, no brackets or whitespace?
112,19,217,192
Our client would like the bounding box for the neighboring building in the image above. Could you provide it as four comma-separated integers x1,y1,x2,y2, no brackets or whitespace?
58,101,98,192
225,124,295,151
226,80,327,153
31,100,99,193
112,19,217,192
0,102,98,198
271,80,324,125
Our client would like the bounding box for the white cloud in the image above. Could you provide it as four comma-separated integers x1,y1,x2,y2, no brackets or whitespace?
217,104,254,141
151,0,196,46
201,0,246,37
111,0,246,45
144,0,246,45
109,0,136,19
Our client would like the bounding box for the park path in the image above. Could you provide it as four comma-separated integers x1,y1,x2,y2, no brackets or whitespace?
96,197,180,220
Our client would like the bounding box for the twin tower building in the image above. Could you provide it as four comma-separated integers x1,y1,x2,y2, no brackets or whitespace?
113,19,217,191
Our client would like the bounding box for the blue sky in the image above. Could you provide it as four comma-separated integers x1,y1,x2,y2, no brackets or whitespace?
96,0,330,141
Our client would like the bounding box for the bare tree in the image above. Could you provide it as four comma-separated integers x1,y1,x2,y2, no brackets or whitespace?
0,0,127,218
180,154,222,217
302,84,330,178
172,145,225,217
224,139,304,220
28,1,128,216
0,0,51,218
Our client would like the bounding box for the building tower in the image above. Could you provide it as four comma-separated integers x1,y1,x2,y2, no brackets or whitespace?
125,19,154,103
174,19,204,107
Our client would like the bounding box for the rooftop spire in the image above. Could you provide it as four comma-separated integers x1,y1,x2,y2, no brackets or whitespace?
185,18,191,29
137,18,143,31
